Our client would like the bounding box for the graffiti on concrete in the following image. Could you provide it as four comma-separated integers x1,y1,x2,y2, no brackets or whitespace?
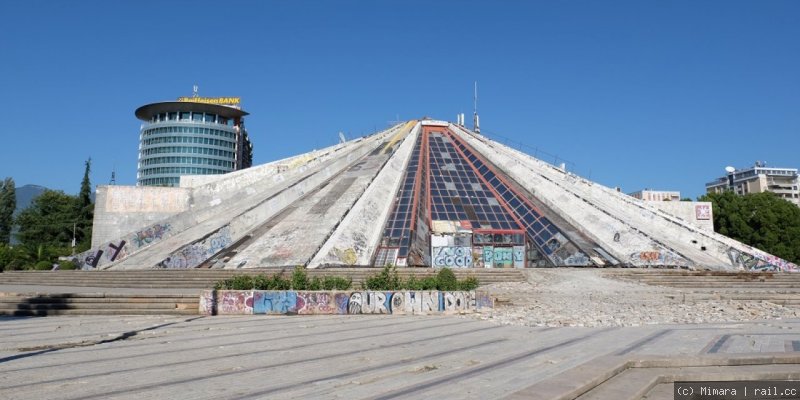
440,292,468,313
482,247,493,268
727,248,799,272
200,290,215,315
629,250,686,266
80,250,104,269
341,248,358,265
557,252,591,267
334,293,350,314
513,246,525,268
75,223,174,269
202,290,494,316
490,247,514,268
474,292,493,309
347,292,363,314
218,291,253,315
132,223,172,248
482,246,528,268
432,246,473,268
158,226,232,269
472,247,484,268
254,291,298,314
386,291,440,315
77,240,129,269
106,240,127,262
296,292,338,315
348,291,391,314
695,204,712,220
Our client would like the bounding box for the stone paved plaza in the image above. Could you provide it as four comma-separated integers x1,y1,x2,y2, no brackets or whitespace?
1,314,799,399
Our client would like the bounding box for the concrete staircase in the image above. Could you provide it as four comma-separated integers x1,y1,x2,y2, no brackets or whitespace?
0,268,525,289
0,268,525,316
604,269,800,308
0,293,199,317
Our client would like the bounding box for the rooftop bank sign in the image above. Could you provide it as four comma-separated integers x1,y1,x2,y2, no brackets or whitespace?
177,97,241,106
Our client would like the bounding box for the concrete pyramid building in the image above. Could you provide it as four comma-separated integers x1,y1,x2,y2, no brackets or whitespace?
79,120,798,272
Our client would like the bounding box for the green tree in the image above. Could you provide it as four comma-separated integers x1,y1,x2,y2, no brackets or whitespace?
699,191,800,263
15,190,78,249
0,177,15,244
74,158,93,249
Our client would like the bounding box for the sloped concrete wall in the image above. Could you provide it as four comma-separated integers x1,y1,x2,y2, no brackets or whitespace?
449,124,697,267
452,125,797,271
79,127,398,270
111,130,394,270
91,186,190,248
308,122,420,267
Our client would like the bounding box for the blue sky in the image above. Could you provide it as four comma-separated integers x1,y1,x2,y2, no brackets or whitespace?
1,1,798,200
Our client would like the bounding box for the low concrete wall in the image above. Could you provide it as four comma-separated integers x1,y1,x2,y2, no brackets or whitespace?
200,290,494,316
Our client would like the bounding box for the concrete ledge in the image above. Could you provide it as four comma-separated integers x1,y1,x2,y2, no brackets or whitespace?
200,290,494,316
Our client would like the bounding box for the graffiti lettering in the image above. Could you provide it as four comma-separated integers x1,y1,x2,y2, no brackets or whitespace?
296,292,336,315
132,223,172,248
158,226,232,268
218,291,253,315
203,290,494,316
440,292,468,313
254,291,298,314
348,292,390,314
727,248,799,272
432,246,473,268
629,250,686,267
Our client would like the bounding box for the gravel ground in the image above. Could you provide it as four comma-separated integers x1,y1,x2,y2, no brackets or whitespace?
467,269,800,327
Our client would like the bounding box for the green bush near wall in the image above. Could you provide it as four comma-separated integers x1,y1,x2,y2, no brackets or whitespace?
364,266,480,291
214,267,353,291
213,266,478,291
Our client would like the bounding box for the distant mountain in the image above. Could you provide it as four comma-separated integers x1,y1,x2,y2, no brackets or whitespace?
14,184,48,214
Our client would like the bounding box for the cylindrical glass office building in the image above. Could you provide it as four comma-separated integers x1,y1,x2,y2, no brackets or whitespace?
135,97,253,187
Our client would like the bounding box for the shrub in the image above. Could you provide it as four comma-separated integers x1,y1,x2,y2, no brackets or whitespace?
403,275,423,290
253,274,272,290
214,275,254,290
34,260,53,271
308,276,322,291
59,260,78,270
435,268,458,291
5,259,27,271
323,276,352,290
271,273,291,290
291,266,309,290
458,276,480,291
364,265,401,290
419,276,438,290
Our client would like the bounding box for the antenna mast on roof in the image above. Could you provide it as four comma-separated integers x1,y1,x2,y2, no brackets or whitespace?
473,81,481,133
192,85,199,98
110,167,116,185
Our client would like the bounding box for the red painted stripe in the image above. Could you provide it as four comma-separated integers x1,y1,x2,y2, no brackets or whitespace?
472,228,526,234
424,128,433,228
